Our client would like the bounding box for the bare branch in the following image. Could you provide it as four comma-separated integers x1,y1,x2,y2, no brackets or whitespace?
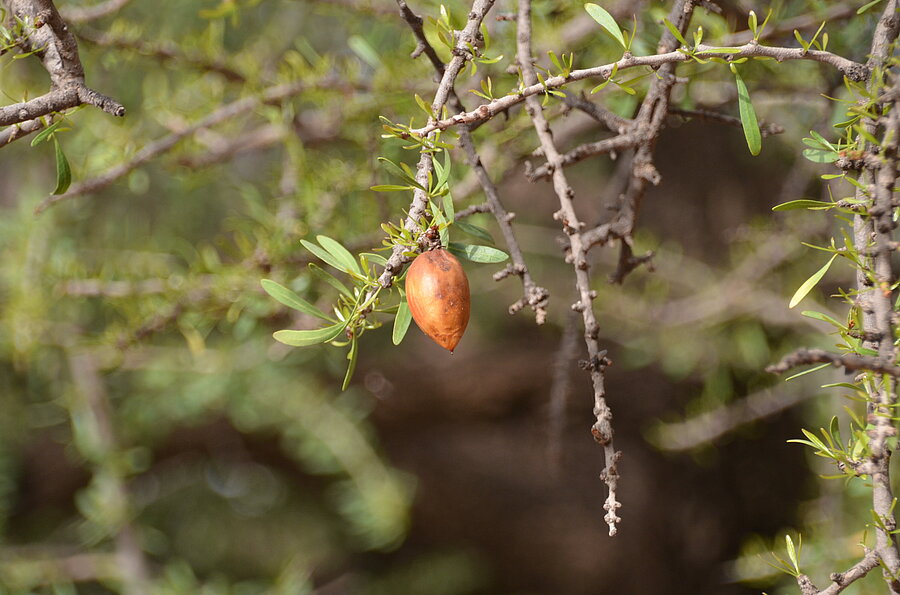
517,0,621,536
766,348,900,379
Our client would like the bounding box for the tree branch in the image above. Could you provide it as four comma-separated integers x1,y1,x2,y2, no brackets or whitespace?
517,0,621,536
407,42,867,138
0,0,125,127
766,348,900,379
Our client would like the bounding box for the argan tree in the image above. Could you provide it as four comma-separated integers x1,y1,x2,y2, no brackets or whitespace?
1,0,899,593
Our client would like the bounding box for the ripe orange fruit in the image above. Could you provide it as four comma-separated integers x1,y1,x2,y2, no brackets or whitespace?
405,248,470,352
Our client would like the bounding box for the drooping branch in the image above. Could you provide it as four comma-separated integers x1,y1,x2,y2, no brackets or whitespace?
516,0,626,537
0,0,125,127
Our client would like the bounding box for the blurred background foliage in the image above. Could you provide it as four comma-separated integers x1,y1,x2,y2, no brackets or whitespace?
0,0,891,593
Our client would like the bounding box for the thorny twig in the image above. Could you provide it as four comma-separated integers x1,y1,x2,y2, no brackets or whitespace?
406,41,867,138
767,348,900,379
516,0,626,536
782,1,900,592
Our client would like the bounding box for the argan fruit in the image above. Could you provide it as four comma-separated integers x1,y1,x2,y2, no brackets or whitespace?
405,248,470,352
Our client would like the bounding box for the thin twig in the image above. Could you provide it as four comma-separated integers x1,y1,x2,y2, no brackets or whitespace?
517,0,621,536
407,42,867,138
766,348,900,379
371,0,497,293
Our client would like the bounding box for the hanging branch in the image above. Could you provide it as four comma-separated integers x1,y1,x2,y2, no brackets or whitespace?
515,0,637,537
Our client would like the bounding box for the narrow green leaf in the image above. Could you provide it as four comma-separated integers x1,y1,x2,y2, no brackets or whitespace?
302,239,356,277
584,3,627,49
808,130,836,150
360,252,388,267
859,0,885,14
317,235,362,276
772,199,834,211
261,279,333,322
732,65,761,156
785,362,831,381
454,221,494,244
447,242,509,263
342,336,359,390
662,17,687,46
800,310,843,328
392,299,412,345
801,148,839,163
273,323,345,347
785,535,798,570
30,119,63,147
789,254,837,308
698,47,743,54
348,35,382,68
821,382,863,391
370,184,414,192
442,192,455,222
52,136,72,195
308,263,353,298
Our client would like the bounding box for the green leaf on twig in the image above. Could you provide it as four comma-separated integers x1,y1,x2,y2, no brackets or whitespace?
447,242,508,263
789,254,837,309
52,136,72,195
731,64,761,156
584,3,627,49
392,299,412,345
274,323,346,347
261,279,334,322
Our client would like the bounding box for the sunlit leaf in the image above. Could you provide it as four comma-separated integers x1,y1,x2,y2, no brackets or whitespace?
584,3,627,49
789,254,838,308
